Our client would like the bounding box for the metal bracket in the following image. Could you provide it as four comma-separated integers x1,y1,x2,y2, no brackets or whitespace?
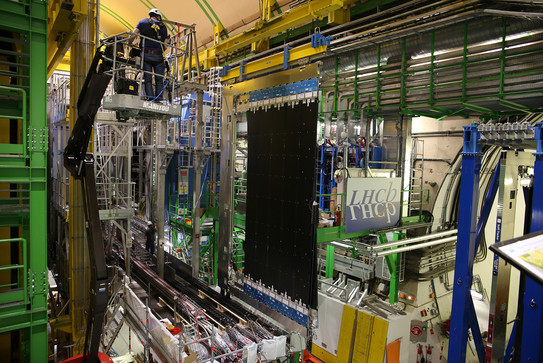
28,269,47,295
28,127,48,152
283,46,292,70
310,33,332,48
535,122,543,155
219,64,231,78
461,124,481,155
239,62,246,82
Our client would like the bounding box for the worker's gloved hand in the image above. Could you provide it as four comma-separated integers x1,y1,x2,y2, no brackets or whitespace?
123,44,130,59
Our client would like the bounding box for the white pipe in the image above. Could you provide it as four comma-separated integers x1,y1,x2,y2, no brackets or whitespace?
376,236,457,256
370,229,458,251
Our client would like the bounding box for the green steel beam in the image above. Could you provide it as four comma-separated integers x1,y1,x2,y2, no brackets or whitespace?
325,244,335,279
499,99,530,112
0,0,48,361
462,103,494,114
381,233,399,304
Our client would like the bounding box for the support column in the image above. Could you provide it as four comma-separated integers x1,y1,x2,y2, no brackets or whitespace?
157,166,166,278
448,125,485,363
218,87,235,291
522,123,543,363
192,90,204,278
68,3,93,348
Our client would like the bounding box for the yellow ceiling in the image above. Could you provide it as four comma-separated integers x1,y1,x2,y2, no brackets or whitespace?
99,0,290,51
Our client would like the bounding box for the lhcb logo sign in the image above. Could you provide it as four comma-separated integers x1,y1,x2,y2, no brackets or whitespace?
345,177,401,233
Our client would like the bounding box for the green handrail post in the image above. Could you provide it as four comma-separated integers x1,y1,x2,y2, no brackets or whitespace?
380,233,399,304
325,244,335,279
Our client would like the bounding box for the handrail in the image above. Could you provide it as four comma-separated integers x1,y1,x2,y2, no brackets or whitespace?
0,238,28,305
0,86,27,158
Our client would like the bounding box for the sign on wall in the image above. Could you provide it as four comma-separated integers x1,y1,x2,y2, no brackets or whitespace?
178,168,189,195
345,177,401,233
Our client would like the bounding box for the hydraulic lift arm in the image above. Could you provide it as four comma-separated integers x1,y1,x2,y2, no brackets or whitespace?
64,47,113,362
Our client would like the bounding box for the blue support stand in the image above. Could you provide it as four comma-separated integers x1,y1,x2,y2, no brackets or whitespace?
448,125,486,362
283,46,292,70
521,123,543,363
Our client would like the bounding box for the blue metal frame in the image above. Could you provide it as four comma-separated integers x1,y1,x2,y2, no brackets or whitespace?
475,156,501,251
317,144,338,211
521,123,543,363
449,123,543,362
448,125,486,362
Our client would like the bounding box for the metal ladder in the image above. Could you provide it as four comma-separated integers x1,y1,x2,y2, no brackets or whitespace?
206,67,222,151
101,282,125,353
410,138,425,218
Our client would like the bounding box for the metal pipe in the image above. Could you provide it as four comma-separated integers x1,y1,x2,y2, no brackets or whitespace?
482,8,543,18
412,130,464,137
376,235,457,256
348,286,359,303
371,229,458,250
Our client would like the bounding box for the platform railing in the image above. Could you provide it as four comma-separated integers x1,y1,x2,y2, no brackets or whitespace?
0,238,28,306
0,86,27,158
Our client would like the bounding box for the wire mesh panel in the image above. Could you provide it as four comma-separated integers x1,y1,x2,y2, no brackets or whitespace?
245,102,319,308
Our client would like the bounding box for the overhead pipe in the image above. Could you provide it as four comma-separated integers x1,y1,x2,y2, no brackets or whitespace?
376,235,457,256
370,228,458,251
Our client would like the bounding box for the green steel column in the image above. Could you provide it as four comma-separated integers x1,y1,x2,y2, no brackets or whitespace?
325,244,335,279
376,44,381,109
28,2,49,358
461,21,468,101
333,55,339,114
0,0,49,360
381,234,399,304
429,30,435,105
354,51,359,109
400,38,406,112
174,228,180,249
498,17,507,100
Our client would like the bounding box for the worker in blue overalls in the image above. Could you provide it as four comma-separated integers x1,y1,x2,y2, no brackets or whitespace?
128,8,170,100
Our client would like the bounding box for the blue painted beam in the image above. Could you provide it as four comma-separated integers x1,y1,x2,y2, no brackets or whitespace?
522,123,543,363
475,156,501,251
448,125,484,362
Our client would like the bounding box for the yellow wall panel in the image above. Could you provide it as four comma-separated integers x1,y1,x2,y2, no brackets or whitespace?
337,305,357,363
312,343,337,363
368,316,389,363
353,310,373,363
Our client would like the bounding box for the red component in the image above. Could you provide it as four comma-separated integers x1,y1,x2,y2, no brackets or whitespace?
302,350,325,363
417,345,423,363
169,327,182,335
335,210,341,226
60,352,113,363
411,326,423,337
442,319,451,337
485,314,495,362
427,346,433,363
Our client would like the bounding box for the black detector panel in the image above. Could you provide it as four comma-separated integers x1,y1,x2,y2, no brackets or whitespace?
245,103,318,308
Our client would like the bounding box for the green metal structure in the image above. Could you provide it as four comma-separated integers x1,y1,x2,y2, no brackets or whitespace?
0,0,48,361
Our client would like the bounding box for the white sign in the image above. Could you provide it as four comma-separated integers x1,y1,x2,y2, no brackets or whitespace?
178,168,189,195
345,177,401,233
